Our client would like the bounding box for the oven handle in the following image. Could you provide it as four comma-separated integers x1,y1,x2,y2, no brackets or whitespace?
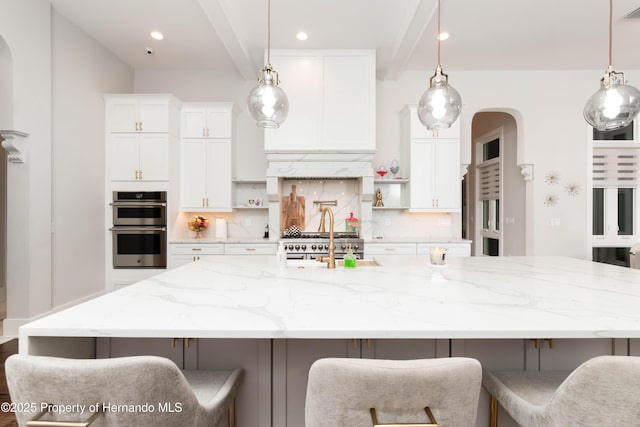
109,226,167,232
109,202,167,207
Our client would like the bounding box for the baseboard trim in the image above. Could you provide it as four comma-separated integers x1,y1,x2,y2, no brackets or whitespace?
2,290,106,336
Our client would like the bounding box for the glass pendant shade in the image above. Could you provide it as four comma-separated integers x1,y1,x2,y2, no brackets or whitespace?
583,67,640,131
247,65,289,129
418,65,462,131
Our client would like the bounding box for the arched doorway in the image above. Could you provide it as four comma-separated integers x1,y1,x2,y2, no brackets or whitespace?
465,112,526,256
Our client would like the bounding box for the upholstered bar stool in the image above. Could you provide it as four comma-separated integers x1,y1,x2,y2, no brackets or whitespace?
482,355,640,426
305,357,482,427
5,354,243,427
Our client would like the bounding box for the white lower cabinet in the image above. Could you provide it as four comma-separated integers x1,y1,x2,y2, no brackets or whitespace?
364,242,416,257
224,243,277,255
169,243,224,268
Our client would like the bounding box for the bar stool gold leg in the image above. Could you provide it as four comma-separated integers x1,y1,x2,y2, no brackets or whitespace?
489,395,498,427
229,398,236,427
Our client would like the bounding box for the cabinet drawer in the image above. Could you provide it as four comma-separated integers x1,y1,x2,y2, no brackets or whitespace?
170,244,224,255
416,243,471,258
224,243,277,255
364,243,416,256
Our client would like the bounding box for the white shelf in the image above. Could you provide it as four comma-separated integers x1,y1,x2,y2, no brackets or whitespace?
233,206,269,210
233,179,267,184
374,178,409,183
372,206,408,210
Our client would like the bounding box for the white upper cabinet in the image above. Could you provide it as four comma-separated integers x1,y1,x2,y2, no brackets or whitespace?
402,105,462,212
110,134,169,182
181,103,233,138
179,103,234,212
264,50,376,153
180,139,232,211
105,95,179,183
105,94,180,134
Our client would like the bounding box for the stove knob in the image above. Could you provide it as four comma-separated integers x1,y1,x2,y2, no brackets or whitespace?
354,244,359,250
341,244,347,250
324,244,330,250
301,244,307,251
288,244,294,251
295,244,300,250
311,244,317,250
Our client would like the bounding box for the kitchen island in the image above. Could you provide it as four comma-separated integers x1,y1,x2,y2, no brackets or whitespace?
19,255,640,427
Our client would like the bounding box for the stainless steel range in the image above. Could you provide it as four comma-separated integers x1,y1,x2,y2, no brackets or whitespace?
280,232,364,260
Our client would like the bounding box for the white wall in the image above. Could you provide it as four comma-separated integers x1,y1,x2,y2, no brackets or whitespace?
0,36,11,291
0,0,52,331
51,10,133,307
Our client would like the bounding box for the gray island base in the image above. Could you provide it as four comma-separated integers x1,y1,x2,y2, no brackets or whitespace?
20,256,640,427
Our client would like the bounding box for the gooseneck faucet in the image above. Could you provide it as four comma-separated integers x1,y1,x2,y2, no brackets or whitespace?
316,207,336,269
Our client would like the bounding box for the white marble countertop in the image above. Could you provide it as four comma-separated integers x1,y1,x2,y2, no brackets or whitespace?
365,238,472,244
20,256,640,341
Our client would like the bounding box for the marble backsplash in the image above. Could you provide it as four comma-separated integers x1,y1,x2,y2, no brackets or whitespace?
280,178,360,235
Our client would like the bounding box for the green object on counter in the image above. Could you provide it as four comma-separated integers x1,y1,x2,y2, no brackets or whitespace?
343,245,357,269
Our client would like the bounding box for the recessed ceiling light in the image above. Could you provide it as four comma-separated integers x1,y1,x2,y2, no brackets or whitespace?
150,31,164,40
296,32,308,41
437,32,450,41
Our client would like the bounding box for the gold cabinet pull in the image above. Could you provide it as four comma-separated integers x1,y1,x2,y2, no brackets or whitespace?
184,338,191,348
191,248,202,251
370,407,437,427
245,248,256,252
206,128,210,137
139,170,142,180
206,197,209,207
385,248,395,252
530,338,554,349
203,128,206,137
139,121,142,131
352,339,359,350
367,339,372,350
170,338,177,348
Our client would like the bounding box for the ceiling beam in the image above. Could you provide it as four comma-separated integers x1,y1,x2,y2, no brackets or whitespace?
382,0,437,81
197,0,257,80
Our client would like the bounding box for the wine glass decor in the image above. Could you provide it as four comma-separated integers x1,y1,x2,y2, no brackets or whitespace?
376,164,388,179
390,158,400,178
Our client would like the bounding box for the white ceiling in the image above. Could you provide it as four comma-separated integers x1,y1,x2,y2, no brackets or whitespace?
50,0,640,81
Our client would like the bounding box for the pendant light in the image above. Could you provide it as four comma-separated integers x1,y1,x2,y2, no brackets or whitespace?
417,0,461,133
247,0,289,129
583,0,640,131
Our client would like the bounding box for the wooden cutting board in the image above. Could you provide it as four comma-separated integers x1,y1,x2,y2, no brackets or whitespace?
281,184,305,232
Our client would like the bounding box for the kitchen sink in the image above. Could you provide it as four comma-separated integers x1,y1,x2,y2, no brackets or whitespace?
287,259,380,269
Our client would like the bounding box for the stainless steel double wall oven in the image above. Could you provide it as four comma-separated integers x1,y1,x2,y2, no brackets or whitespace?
110,191,167,268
